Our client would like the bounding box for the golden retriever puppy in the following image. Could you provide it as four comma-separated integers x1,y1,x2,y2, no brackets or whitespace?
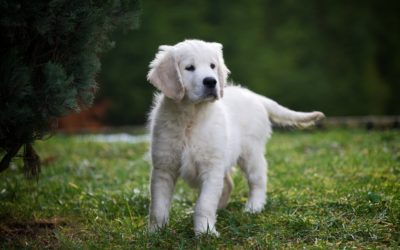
147,39,324,236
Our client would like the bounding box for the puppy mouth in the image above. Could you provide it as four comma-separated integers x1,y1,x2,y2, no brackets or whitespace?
202,91,218,101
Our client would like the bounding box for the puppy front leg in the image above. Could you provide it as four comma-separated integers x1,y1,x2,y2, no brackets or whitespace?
194,172,224,236
149,168,177,232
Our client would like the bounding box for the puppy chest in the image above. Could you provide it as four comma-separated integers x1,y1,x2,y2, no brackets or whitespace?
179,141,225,186
178,145,201,186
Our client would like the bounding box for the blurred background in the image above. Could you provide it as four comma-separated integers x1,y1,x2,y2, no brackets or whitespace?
60,0,400,130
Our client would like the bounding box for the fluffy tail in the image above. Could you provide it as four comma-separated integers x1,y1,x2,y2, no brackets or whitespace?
259,96,325,128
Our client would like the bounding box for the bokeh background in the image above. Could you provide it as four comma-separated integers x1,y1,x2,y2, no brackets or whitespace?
92,0,399,126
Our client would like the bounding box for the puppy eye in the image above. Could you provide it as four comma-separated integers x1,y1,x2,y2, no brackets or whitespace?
185,65,195,71
210,63,215,69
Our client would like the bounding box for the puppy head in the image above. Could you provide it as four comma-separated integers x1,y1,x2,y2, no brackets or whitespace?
147,40,230,103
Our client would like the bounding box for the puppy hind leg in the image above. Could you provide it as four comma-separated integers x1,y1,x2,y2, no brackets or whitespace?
239,153,268,213
218,172,233,210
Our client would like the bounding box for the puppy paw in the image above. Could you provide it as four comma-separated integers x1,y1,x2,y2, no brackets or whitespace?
148,222,166,234
195,228,220,237
244,201,265,213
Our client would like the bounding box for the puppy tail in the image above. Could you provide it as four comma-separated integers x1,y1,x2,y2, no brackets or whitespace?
259,96,325,128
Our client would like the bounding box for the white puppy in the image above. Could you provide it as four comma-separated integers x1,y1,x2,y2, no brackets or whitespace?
147,39,324,236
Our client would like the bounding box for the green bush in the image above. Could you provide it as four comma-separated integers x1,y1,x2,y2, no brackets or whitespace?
0,0,140,175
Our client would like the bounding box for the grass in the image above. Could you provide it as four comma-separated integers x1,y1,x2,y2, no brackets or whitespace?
0,129,399,249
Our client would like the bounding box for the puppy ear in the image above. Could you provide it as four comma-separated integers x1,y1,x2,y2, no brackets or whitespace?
212,43,230,98
147,45,185,101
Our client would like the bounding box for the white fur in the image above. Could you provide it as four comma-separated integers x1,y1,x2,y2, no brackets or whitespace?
147,39,324,236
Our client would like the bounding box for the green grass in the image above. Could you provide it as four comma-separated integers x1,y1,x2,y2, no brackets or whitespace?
1,129,399,249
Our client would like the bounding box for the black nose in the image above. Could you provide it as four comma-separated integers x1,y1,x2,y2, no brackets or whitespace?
203,77,217,88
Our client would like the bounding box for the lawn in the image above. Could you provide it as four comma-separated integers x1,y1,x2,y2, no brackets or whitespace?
0,129,399,249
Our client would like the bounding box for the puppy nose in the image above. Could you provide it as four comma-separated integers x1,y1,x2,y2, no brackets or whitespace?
203,77,217,88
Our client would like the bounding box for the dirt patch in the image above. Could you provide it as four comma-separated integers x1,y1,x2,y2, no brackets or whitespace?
0,217,67,249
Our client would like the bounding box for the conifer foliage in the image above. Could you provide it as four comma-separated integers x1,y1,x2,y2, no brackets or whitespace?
0,0,140,177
